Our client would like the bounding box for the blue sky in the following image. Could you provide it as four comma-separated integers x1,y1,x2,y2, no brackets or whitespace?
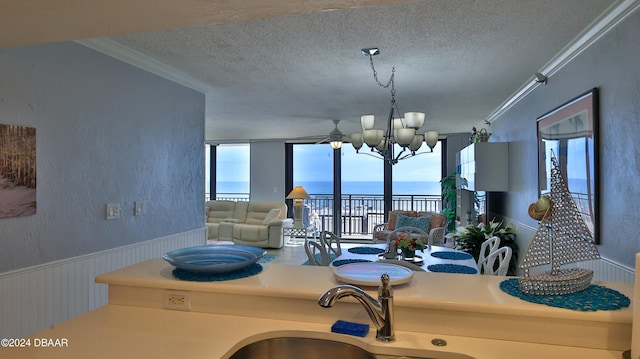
211,142,442,183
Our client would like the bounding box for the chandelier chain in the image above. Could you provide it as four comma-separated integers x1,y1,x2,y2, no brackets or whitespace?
368,55,396,97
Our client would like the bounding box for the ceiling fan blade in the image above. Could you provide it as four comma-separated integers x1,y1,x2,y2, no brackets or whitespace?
315,136,330,144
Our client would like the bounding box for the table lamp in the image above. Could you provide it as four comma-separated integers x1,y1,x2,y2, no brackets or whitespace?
286,186,310,228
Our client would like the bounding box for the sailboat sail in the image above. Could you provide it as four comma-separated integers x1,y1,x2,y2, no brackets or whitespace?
520,151,599,272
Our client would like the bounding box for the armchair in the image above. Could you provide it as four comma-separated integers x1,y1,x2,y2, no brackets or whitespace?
373,210,447,244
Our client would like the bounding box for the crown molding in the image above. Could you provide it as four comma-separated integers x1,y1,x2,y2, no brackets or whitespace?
484,0,640,125
75,38,213,94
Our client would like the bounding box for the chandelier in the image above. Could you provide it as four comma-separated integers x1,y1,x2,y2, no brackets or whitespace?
350,48,438,165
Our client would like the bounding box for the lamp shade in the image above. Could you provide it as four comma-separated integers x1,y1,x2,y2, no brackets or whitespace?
409,134,424,151
330,140,342,149
363,129,384,147
404,112,425,129
392,118,405,130
350,133,364,150
396,128,415,146
425,130,439,151
286,186,310,199
361,115,375,130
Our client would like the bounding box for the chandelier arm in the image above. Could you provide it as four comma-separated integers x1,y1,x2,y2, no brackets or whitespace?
393,147,409,163
397,151,430,161
357,151,388,160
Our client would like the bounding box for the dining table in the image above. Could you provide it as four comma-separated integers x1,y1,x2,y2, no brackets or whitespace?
330,243,479,274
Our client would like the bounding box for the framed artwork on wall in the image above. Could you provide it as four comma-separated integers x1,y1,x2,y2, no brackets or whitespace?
537,88,599,243
0,124,37,218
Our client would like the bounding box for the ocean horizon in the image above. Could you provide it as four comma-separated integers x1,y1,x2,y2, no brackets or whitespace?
216,180,441,196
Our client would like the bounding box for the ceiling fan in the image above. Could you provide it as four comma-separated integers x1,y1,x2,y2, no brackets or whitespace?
315,120,348,149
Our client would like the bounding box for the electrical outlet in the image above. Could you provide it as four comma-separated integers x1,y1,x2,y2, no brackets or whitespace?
164,290,191,311
105,203,121,220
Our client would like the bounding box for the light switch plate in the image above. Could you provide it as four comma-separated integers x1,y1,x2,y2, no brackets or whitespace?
106,203,120,220
134,200,146,216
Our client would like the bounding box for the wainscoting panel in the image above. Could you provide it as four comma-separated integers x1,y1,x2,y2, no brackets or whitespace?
512,220,635,283
0,228,206,339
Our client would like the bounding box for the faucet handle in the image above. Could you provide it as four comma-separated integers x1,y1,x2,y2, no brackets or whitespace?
378,274,392,298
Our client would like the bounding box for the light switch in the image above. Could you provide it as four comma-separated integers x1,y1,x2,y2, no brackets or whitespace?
135,200,146,216
106,203,120,220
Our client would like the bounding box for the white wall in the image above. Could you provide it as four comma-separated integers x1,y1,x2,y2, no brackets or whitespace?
250,141,286,202
0,42,205,273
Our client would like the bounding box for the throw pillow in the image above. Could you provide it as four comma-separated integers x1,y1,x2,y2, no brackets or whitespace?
387,210,416,230
262,208,281,225
395,214,431,233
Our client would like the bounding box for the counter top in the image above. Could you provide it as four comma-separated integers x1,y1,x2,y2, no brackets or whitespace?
96,259,633,323
3,259,633,358
4,305,628,359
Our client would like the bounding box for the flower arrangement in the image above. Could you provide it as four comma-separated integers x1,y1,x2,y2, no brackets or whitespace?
394,234,425,251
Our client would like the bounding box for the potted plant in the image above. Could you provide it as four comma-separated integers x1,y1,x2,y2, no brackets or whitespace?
394,234,425,259
455,219,518,275
439,172,457,233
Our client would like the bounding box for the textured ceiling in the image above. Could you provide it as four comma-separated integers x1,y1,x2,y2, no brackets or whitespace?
109,0,617,143
1,0,619,143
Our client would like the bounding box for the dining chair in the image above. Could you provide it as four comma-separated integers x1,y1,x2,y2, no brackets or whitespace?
478,246,512,276
477,236,501,269
320,231,342,258
304,239,331,266
428,227,447,247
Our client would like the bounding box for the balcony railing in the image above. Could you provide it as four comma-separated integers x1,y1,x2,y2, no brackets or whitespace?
209,192,442,239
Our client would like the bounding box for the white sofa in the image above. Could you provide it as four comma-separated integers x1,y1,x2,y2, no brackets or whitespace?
205,200,290,249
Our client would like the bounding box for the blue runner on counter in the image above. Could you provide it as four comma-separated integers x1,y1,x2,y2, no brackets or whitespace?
172,263,263,282
427,263,478,274
431,251,473,260
499,278,630,311
348,247,386,255
332,259,372,267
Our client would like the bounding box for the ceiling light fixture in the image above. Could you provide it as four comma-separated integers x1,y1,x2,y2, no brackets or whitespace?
328,120,343,149
350,48,438,165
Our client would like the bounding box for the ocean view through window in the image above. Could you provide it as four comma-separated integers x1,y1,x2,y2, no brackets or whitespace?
208,141,443,238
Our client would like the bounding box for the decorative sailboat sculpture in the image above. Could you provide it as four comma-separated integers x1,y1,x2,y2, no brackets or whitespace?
519,151,600,295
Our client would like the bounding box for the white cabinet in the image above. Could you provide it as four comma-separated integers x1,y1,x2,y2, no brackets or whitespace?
458,142,508,191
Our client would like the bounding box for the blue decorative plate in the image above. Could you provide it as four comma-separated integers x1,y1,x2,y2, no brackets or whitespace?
162,245,266,274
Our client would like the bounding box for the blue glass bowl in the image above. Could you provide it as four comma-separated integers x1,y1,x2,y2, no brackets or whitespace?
162,245,266,274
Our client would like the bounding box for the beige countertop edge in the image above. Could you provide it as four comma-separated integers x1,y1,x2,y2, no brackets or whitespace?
3,305,625,359
95,260,634,324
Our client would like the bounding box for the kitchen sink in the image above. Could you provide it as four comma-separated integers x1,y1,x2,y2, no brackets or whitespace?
226,336,474,359
228,337,375,359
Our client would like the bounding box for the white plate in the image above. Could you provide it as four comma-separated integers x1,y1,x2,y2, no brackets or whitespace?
333,262,414,286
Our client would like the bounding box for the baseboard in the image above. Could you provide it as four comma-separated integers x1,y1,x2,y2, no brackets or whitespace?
0,228,206,339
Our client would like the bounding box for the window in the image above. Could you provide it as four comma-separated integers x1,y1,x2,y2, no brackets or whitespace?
292,144,334,232
392,141,442,212
215,144,250,200
287,139,444,238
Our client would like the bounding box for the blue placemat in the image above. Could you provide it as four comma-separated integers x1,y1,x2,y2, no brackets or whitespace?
431,251,473,260
332,259,372,267
259,254,277,263
427,263,478,274
172,263,263,282
499,278,630,311
348,247,385,255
